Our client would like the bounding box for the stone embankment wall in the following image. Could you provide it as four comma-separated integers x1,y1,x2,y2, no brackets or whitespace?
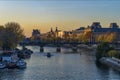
100,57,120,71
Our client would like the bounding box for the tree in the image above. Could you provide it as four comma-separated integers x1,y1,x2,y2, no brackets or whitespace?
81,29,93,43
0,22,24,50
81,35,88,43
107,32,117,43
78,34,83,42
97,32,117,43
63,32,70,41
96,42,111,62
97,35,104,42
108,50,117,58
0,26,5,47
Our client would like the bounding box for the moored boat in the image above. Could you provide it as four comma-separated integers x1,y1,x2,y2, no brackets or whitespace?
17,48,33,59
46,52,52,58
7,62,16,69
16,59,26,69
0,62,6,69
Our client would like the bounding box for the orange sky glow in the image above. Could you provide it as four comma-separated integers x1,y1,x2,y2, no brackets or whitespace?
0,0,120,37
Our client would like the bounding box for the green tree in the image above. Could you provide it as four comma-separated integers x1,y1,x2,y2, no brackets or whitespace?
108,50,117,58
96,42,111,62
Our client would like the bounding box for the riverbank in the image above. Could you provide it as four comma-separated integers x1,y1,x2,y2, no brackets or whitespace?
100,57,120,71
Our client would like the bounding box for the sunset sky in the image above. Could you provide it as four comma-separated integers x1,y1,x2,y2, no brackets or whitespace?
0,0,120,37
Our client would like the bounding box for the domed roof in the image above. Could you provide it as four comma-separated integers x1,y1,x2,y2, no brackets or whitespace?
110,23,119,28
90,22,102,29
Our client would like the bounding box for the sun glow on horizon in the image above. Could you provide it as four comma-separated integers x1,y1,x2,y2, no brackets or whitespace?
0,0,120,37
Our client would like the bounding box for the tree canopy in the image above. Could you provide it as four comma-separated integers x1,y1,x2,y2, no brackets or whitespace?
95,42,113,62
0,22,24,50
97,32,117,43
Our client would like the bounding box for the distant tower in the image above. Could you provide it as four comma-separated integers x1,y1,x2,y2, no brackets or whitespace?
87,25,90,28
55,27,58,32
51,27,53,32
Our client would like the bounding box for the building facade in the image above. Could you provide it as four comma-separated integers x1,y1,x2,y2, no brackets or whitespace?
90,22,120,42
71,22,120,42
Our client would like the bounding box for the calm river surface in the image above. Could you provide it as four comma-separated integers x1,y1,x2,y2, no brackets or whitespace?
0,46,120,80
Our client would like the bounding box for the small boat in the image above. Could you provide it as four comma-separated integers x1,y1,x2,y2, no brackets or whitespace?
18,49,32,59
17,59,26,69
0,62,6,69
27,49,33,54
46,52,52,58
7,62,16,69
22,48,33,54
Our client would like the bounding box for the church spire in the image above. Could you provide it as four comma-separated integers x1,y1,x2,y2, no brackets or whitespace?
56,27,58,32
51,27,53,32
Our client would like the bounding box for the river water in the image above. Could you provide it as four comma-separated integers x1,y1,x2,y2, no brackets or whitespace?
0,46,120,80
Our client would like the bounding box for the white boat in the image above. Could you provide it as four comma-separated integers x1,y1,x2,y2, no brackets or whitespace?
0,62,6,69
17,59,26,69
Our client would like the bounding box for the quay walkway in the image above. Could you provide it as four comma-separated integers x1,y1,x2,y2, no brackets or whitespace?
100,57,120,71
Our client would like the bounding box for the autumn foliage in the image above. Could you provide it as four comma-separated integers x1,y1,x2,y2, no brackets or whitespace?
97,32,117,43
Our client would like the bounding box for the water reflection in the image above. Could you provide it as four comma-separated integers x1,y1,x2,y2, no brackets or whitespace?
0,46,120,80
0,69,25,80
